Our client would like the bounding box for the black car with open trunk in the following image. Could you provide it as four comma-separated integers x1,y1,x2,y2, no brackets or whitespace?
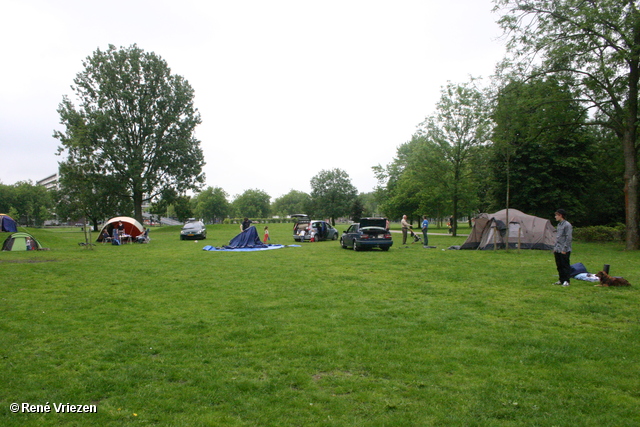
340,217,393,251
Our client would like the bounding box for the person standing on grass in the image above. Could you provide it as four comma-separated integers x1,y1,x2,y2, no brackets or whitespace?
401,215,410,245
421,215,429,247
263,226,270,243
553,209,573,287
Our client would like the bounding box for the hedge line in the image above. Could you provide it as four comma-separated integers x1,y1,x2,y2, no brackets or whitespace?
222,218,297,225
573,225,625,242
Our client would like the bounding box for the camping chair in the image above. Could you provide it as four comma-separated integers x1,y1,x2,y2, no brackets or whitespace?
136,228,150,244
101,231,112,244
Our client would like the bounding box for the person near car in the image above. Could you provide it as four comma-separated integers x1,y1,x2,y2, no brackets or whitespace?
401,215,410,245
553,209,573,286
241,217,252,232
421,216,429,247
263,226,270,243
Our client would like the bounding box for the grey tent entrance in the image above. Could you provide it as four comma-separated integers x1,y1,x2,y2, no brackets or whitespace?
460,209,556,250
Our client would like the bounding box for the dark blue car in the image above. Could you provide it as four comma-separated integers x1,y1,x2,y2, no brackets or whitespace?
340,218,393,251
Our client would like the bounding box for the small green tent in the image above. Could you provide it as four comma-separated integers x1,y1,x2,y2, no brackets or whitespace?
2,232,44,251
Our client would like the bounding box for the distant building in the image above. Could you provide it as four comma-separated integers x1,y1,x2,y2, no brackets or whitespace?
36,173,59,191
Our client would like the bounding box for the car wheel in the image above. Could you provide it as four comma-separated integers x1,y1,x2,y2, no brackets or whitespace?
180,235,184,240
340,237,347,249
353,241,359,251
332,232,338,240
381,246,390,251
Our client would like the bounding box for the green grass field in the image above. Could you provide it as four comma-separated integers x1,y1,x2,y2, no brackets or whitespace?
1,223,639,426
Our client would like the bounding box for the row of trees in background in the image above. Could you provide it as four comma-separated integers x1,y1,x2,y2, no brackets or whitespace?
374,76,624,234
147,168,376,226
0,167,375,229
0,182,54,227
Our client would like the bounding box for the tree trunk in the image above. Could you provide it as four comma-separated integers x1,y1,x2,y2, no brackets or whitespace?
622,130,640,250
623,24,640,250
133,190,144,225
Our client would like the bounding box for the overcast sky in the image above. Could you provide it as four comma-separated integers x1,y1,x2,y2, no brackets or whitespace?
0,0,506,200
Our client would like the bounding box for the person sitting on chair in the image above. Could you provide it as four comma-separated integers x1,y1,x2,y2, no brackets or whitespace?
136,227,149,243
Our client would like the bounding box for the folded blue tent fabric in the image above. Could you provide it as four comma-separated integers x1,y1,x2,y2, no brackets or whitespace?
203,244,289,252
0,214,18,232
570,262,588,277
226,226,266,249
202,226,301,251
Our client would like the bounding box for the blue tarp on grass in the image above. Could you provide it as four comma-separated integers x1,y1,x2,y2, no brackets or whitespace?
202,226,301,252
203,244,295,252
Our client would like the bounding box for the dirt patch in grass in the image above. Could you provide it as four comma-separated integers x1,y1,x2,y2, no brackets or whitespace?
0,259,58,264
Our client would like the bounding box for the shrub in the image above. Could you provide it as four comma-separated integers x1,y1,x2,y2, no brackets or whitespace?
574,224,625,242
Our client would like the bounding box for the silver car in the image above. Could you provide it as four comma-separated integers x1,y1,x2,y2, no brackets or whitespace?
291,214,338,242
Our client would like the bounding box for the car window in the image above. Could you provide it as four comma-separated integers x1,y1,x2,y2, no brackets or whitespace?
183,222,203,230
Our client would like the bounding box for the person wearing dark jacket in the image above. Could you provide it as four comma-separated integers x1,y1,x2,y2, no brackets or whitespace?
553,209,573,286
241,217,252,232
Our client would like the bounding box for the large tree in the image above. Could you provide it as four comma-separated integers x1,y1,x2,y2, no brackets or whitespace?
193,186,230,223
4,181,54,227
54,44,205,224
232,189,271,218
271,190,311,218
495,0,640,248
56,161,130,230
310,168,358,225
491,77,598,223
415,80,493,235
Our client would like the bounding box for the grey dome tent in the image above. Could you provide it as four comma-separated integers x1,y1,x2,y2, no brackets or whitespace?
460,209,556,250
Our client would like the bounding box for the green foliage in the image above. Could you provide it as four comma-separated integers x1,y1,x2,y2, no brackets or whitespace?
490,78,597,224
0,181,54,226
232,189,271,218
376,80,492,228
271,190,311,217
1,225,639,425
0,183,15,213
574,225,625,242
193,186,230,223
358,191,378,217
172,195,194,222
54,44,205,224
349,196,364,222
310,168,358,224
57,161,131,229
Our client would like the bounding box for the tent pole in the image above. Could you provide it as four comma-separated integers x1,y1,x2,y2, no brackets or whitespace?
493,225,497,251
